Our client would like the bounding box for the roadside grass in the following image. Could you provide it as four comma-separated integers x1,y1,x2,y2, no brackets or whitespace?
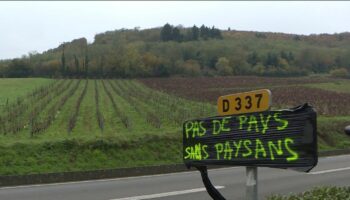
0,134,182,175
318,116,350,150
267,186,350,200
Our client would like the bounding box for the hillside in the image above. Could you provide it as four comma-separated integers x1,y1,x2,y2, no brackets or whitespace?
1,24,350,78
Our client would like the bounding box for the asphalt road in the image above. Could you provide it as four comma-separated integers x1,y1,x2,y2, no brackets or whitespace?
1,154,350,200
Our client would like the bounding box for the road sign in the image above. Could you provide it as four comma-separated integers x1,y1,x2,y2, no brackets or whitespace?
217,89,271,116
183,104,317,172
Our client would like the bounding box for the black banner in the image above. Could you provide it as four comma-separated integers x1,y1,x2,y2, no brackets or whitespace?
183,104,317,172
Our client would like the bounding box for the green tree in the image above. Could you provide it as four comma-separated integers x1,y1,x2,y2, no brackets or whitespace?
172,27,182,42
247,51,259,66
330,68,349,78
6,59,32,77
191,25,199,40
160,23,173,41
288,51,294,61
61,44,66,75
200,25,209,40
84,49,89,77
264,52,278,67
215,57,232,75
183,59,201,76
74,55,80,75
210,26,222,39
100,55,105,76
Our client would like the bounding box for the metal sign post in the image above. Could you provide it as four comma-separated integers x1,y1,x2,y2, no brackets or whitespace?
246,166,258,200
218,90,268,200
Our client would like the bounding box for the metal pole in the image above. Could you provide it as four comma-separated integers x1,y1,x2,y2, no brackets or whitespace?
246,166,258,200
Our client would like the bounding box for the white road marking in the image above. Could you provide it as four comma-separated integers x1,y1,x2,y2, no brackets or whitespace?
0,167,236,190
322,154,350,160
110,186,225,200
310,166,350,175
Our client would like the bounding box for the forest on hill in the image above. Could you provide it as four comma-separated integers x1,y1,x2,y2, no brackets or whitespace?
1,24,350,78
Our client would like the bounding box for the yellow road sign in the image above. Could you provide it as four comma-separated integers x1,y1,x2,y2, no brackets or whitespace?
217,89,271,116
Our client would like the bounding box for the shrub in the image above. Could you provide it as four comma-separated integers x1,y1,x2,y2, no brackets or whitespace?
330,68,349,78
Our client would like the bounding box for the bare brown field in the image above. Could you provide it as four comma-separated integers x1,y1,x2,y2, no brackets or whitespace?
139,76,350,116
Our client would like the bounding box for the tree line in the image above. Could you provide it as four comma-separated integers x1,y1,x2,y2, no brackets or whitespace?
1,24,350,78
160,24,222,42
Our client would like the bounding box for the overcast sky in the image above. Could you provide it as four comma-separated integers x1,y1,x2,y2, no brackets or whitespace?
1,1,350,60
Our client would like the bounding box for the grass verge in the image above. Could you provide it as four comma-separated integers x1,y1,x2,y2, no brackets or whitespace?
0,134,182,175
318,116,350,150
267,186,350,200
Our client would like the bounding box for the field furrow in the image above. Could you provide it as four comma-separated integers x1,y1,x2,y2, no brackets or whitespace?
67,79,88,133
94,80,104,131
101,79,131,130
72,80,100,136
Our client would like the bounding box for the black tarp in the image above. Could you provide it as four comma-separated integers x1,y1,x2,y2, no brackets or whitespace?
183,104,317,172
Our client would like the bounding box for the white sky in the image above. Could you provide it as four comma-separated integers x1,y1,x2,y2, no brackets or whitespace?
0,1,350,60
